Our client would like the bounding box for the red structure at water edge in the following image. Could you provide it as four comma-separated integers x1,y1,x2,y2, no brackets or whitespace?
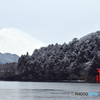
96,69,100,83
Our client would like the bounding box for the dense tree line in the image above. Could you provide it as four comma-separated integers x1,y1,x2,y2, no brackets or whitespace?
0,63,17,80
1,31,100,82
16,31,100,82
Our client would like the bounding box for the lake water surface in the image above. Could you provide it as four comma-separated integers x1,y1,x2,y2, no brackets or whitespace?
0,81,100,100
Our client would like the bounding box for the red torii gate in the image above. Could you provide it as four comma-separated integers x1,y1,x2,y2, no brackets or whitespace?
96,68,100,83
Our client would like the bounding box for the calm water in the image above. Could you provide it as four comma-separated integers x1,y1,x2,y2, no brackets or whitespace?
0,81,100,100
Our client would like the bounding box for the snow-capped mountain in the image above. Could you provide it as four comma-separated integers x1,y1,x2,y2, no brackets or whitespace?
0,28,46,56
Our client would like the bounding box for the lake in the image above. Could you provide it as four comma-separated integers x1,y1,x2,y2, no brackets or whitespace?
0,81,100,100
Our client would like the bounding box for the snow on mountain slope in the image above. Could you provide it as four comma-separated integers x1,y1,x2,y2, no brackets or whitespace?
0,28,46,56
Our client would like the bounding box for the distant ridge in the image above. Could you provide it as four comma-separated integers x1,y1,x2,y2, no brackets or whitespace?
0,52,19,64
0,28,46,56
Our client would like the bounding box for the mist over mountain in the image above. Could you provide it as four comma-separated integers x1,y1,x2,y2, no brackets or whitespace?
0,53,19,64
0,28,46,56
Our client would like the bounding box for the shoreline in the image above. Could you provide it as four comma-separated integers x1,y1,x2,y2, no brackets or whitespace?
0,80,91,83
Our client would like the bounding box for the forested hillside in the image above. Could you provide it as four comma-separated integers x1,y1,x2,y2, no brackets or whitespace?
1,31,100,82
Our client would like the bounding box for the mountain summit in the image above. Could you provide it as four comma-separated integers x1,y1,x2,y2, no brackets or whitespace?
0,28,46,56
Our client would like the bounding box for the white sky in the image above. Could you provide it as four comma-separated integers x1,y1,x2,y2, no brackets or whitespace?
0,0,100,45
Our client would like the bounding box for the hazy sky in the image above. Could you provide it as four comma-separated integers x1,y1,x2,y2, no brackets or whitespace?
0,0,100,45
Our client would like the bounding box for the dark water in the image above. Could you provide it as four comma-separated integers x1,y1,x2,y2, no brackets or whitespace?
0,81,100,100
